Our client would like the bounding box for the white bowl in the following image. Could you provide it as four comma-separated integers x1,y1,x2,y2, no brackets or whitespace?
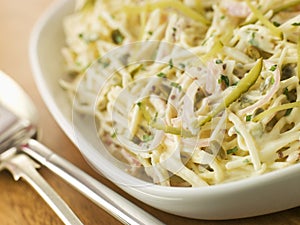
29,0,300,220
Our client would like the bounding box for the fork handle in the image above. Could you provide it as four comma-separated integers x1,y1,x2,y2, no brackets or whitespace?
2,153,83,225
22,139,165,225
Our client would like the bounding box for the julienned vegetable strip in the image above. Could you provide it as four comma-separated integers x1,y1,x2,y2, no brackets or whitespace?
223,59,263,107
138,102,152,122
151,122,194,137
201,40,224,62
138,102,193,137
298,36,300,81
198,58,263,126
243,0,300,26
80,0,96,11
252,101,300,122
273,0,300,13
193,1,204,15
245,0,283,39
122,0,210,26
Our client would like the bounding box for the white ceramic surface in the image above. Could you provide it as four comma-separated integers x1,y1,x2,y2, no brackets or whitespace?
29,0,300,220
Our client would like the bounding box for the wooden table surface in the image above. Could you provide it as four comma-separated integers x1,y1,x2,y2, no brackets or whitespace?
0,0,300,224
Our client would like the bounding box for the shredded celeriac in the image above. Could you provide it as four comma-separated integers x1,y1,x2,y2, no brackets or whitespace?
61,0,300,187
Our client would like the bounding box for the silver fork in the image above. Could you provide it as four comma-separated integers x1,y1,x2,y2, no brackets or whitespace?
0,104,83,224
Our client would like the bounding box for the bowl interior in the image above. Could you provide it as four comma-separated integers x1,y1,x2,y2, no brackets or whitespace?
29,0,300,220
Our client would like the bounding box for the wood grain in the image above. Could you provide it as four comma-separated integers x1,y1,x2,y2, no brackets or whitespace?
0,0,300,224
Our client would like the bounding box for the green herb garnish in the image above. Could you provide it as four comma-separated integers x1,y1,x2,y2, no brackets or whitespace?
157,72,167,78
169,58,174,69
249,32,258,46
153,112,158,122
227,146,238,154
273,21,281,27
246,115,252,122
285,108,293,116
78,33,84,39
243,158,250,164
291,22,300,26
215,59,223,64
270,76,275,85
111,131,117,138
111,29,124,44
283,87,289,96
142,134,154,142
170,82,182,91
78,33,99,43
269,64,277,71
179,63,186,69
218,74,230,88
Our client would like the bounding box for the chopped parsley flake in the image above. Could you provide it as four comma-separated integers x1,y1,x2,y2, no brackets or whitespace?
243,159,250,164
78,33,84,39
111,131,117,138
157,72,167,78
246,115,252,122
283,87,289,96
179,63,186,69
218,74,230,88
249,32,258,46
269,64,277,71
153,112,158,122
78,33,98,43
227,146,238,154
169,58,174,69
136,102,142,107
270,76,275,85
142,134,154,142
273,21,281,27
215,59,223,64
285,108,293,116
170,82,182,91
291,22,300,26
111,29,124,44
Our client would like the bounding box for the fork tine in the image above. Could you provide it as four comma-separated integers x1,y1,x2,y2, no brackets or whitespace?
1,153,84,225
